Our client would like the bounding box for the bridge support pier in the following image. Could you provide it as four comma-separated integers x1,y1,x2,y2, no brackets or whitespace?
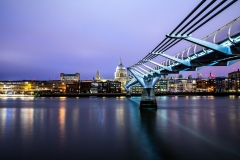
140,88,157,109
126,91,131,98
126,68,159,109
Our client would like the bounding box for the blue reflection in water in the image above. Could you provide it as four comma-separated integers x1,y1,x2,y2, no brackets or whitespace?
97,105,104,124
6,108,13,129
127,98,162,160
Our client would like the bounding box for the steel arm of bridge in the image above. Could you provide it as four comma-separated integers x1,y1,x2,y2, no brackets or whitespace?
146,60,173,71
150,52,191,66
137,66,150,74
132,65,152,77
128,68,159,88
167,34,232,55
137,66,155,77
141,64,161,75
128,68,145,87
125,78,137,88
133,67,154,79
133,67,145,76
124,79,138,92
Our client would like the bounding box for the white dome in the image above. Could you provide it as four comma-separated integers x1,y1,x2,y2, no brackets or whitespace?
116,58,126,70
116,64,126,70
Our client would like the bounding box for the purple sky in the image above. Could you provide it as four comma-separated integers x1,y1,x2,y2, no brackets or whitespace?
1,0,240,80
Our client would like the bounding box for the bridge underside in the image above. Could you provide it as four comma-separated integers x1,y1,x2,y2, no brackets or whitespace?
152,40,240,75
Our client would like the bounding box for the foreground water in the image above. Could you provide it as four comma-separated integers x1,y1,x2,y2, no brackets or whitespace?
0,96,240,160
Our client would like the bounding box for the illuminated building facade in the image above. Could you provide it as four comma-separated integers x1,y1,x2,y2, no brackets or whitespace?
154,79,168,93
1,70,240,94
186,77,197,92
0,80,67,94
227,69,240,92
66,82,80,93
131,78,168,94
215,77,228,92
60,73,80,81
131,77,197,94
130,84,143,94
79,80,121,93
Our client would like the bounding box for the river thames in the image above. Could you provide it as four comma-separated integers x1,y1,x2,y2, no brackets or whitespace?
0,95,240,160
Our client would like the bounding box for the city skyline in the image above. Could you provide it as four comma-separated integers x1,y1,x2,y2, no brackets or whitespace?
1,0,240,80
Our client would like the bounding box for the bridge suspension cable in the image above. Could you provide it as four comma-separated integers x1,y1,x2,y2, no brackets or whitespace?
162,0,237,52
155,0,226,53
151,0,207,53
130,0,237,69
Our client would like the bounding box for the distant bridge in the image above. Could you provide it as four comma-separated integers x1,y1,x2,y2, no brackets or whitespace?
124,0,240,108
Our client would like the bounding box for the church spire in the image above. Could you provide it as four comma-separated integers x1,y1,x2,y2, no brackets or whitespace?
209,71,213,78
120,58,122,65
96,70,100,80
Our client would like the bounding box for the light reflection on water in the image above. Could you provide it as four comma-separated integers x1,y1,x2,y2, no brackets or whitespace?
230,95,236,99
0,96,240,160
0,108,6,138
59,105,66,146
116,107,124,126
20,108,34,147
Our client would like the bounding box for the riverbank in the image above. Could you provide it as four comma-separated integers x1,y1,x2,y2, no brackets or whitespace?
40,92,240,97
0,94,34,97
1,92,239,98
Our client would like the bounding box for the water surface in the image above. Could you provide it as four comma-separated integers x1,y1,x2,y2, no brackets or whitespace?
0,96,240,160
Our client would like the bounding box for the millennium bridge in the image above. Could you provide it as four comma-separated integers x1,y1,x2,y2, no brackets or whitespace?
124,0,240,109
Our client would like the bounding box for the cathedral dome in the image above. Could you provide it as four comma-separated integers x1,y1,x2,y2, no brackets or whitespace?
116,64,126,70
116,58,126,70
114,58,127,79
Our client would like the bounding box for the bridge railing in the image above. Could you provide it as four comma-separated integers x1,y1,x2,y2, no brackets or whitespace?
126,16,240,85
